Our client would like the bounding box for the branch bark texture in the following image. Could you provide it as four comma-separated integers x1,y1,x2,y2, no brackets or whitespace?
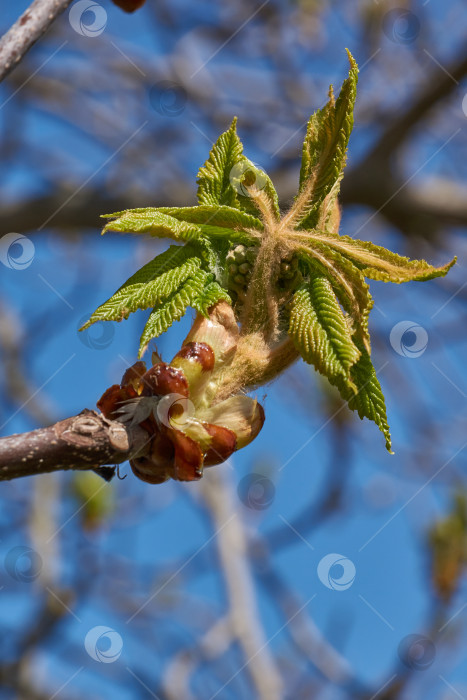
0,0,73,83
0,410,149,480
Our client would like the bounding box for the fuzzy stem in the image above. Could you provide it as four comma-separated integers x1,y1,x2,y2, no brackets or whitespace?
280,171,318,230
239,242,282,340
215,334,299,401
247,185,279,229
239,187,286,340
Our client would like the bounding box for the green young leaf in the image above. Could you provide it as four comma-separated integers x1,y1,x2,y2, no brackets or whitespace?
81,244,202,329
341,344,392,453
309,232,457,283
197,224,258,246
197,118,244,208
289,279,391,452
102,208,202,242
196,120,280,220
231,157,281,220
299,243,374,352
158,205,263,232
192,280,232,317
298,50,358,229
198,235,232,279
139,269,208,355
289,278,360,390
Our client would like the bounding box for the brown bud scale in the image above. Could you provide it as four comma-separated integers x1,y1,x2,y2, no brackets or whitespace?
121,360,147,391
202,423,237,467
173,342,215,373
141,363,189,397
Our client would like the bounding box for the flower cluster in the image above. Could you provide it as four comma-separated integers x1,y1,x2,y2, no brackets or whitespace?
97,303,264,483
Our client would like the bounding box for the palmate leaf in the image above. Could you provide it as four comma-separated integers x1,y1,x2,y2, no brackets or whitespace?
197,224,257,247
196,119,280,220
102,208,202,242
81,244,203,328
158,205,263,232
308,232,457,282
289,279,392,451
105,205,261,248
299,244,374,352
197,118,244,208
232,157,281,220
298,50,358,230
192,280,232,317
341,343,392,453
139,269,208,356
289,278,360,390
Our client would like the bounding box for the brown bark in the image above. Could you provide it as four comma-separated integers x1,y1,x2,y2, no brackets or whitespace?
0,409,150,481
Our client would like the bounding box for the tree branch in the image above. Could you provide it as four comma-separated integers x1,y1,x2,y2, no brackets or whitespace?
0,189,188,235
0,0,74,83
200,468,284,700
368,51,467,159
338,51,467,240
0,409,149,480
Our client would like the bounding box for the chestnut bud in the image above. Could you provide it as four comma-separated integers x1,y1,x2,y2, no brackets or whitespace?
167,429,203,482
140,363,189,398
171,342,215,402
111,0,146,12
97,384,137,419
203,423,237,467
130,456,169,485
121,360,147,391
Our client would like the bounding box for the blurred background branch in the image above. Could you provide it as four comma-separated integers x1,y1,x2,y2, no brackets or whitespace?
0,0,74,82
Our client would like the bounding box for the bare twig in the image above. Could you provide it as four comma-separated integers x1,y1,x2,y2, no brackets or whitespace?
0,409,149,480
0,0,73,83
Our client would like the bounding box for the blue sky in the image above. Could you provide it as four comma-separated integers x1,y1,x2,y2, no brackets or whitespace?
0,1,466,698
